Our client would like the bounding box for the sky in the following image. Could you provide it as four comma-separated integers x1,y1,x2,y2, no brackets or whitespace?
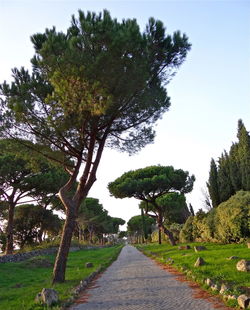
0,0,249,228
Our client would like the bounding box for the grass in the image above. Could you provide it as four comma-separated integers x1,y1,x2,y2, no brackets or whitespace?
0,245,123,310
137,242,250,298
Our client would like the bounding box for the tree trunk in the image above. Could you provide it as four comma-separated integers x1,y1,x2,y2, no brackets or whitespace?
52,132,107,284
5,202,15,255
37,228,43,244
162,226,176,246
52,206,77,283
157,214,163,245
158,227,162,244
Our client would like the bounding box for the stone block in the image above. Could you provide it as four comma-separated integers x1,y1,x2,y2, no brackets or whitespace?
35,288,58,306
237,294,250,309
227,256,239,260
194,257,205,267
219,283,229,295
236,259,250,272
194,246,206,252
85,262,93,268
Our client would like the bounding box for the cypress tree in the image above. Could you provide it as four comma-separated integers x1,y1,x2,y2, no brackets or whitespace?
207,158,220,207
217,151,234,203
207,119,250,206
229,142,241,192
236,120,250,190
188,203,195,216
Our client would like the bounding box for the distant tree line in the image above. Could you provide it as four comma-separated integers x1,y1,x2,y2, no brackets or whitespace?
0,139,125,253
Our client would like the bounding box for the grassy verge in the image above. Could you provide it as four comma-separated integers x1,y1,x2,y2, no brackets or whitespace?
0,245,123,310
137,242,250,307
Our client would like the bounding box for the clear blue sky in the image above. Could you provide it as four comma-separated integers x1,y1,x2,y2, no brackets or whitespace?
0,0,249,225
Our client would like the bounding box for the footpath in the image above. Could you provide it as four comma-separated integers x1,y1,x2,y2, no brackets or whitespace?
70,245,229,310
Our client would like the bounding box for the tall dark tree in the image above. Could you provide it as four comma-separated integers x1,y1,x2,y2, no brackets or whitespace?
229,142,241,192
108,165,195,245
207,158,220,208
188,203,195,216
217,151,234,202
236,120,250,190
0,10,191,282
207,120,250,206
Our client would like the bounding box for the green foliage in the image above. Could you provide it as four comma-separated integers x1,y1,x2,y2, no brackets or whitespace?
0,9,191,280
109,165,194,245
217,151,234,203
207,158,220,207
118,231,127,239
207,120,250,206
13,204,62,248
0,10,191,156
127,214,155,242
0,231,6,252
0,139,68,254
151,222,183,242
179,216,195,242
157,192,190,224
180,191,250,243
215,191,250,243
109,165,195,198
77,198,125,243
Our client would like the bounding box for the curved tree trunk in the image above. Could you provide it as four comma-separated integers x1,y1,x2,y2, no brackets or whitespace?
52,206,77,283
162,226,176,246
5,202,15,255
52,133,107,283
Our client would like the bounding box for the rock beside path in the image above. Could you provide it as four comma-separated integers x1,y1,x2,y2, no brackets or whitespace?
35,288,58,306
237,294,250,309
236,259,250,272
85,262,93,268
194,257,205,267
194,246,207,252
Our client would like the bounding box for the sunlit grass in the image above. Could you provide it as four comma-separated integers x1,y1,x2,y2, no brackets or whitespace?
138,242,250,289
0,245,122,310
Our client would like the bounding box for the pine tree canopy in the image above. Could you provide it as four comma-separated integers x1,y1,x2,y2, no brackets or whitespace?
0,10,191,159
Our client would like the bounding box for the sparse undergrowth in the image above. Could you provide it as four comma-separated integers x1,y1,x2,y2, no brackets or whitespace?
137,242,250,308
0,245,123,310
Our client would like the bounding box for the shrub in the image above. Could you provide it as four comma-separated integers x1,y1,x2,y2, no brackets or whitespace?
179,216,195,242
215,191,250,243
180,191,250,244
198,208,217,242
169,223,183,242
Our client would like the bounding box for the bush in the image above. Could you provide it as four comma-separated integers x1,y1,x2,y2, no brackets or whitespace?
197,208,217,242
169,223,183,242
215,191,250,243
180,191,250,243
179,216,195,242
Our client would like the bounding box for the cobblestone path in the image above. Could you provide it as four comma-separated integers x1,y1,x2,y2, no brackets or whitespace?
71,245,222,310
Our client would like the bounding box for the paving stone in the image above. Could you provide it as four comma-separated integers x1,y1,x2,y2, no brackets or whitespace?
70,245,222,310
